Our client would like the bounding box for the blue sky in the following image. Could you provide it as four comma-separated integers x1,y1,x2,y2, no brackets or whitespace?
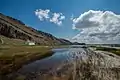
0,0,120,43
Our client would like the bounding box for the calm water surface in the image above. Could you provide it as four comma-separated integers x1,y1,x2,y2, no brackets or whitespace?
17,48,84,74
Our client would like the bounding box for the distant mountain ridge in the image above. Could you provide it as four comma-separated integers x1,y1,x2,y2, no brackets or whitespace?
0,13,76,45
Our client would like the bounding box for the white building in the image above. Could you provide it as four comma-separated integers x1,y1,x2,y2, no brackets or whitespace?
28,42,35,45
26,40,35,46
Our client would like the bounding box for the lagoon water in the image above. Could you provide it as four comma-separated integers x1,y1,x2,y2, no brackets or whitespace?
17,48,84,74
9,47,120,80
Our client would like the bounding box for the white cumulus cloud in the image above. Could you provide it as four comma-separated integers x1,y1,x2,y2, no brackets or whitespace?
50,13,65,26
35,9,50,21
72,10,120,44
35,9,65,26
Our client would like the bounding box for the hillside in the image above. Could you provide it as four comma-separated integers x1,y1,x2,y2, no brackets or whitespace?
0,13,73,45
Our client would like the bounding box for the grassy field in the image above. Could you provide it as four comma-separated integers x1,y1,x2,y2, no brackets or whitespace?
0,35,25,45
0,45,53,75
95,47,120,56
